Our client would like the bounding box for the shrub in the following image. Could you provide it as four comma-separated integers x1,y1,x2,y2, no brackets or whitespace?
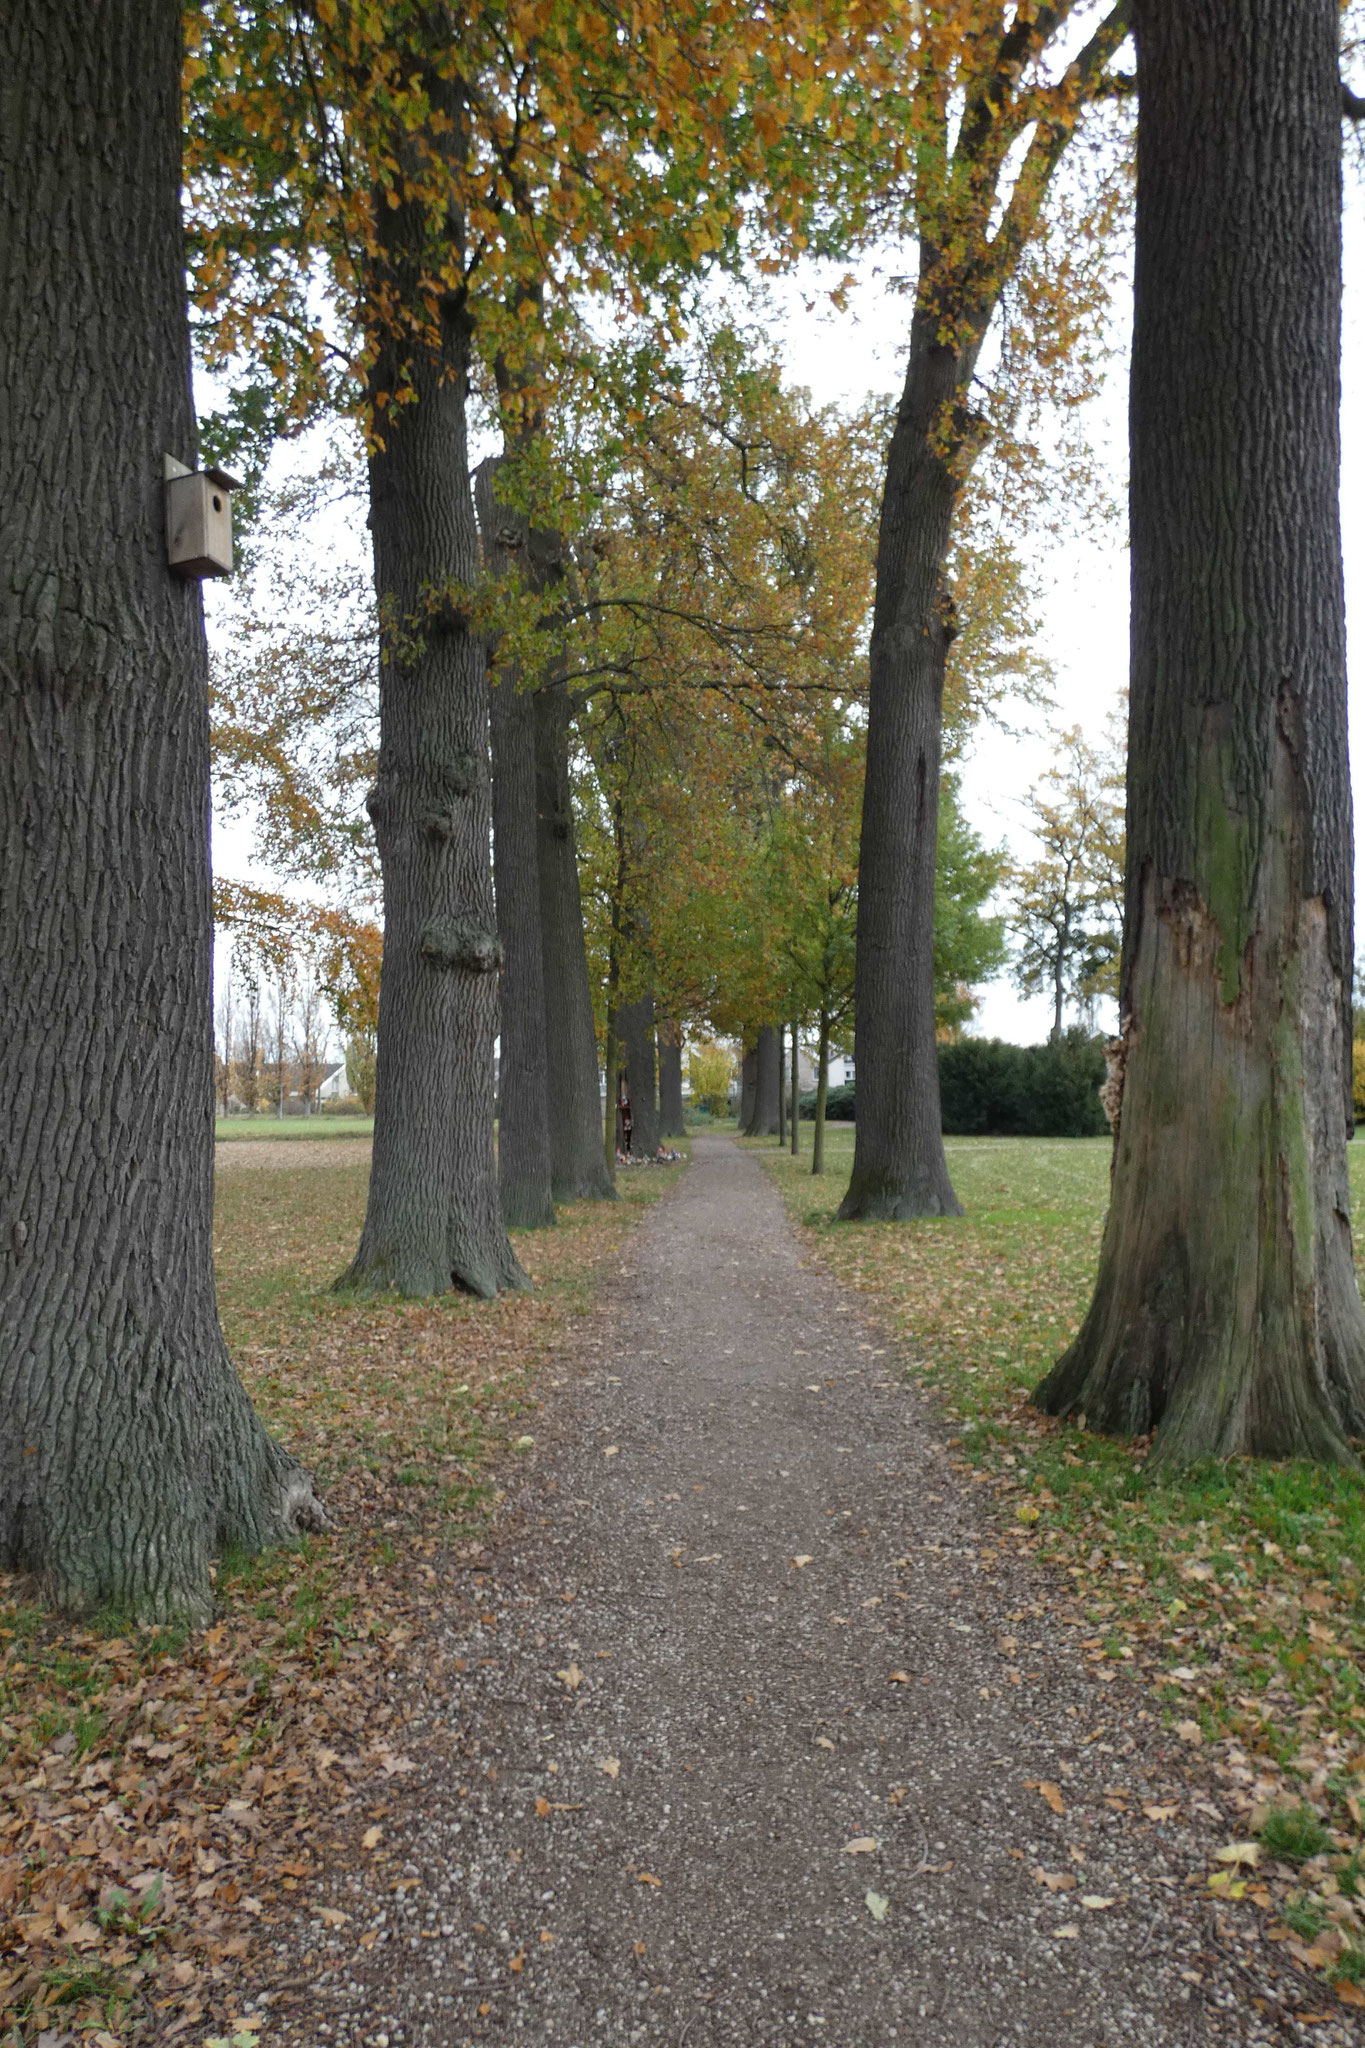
799,1033,1110,1139
938,1031,1109,1138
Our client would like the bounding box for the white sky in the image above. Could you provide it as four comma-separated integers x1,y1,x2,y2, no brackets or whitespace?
210,169,1365,1052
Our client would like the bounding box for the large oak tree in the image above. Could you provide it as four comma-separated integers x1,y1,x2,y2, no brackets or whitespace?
1036,0,1365,1464
0,0,322,1619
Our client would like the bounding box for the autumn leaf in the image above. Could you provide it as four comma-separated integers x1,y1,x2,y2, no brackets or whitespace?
597,1757,621,1778
843,1837,878,1855
361,1826,383,1849
557,1662,584,1690
865,1890,890,1922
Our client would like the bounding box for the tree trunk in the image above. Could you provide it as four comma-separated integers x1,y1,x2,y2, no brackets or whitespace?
752,1023,781,1137
812,1012,831,1176
339,108,524,1299
658,1021,686,1137
474,459,554,1231
790,1022,800,1157
534,682,617,1201
776,1025,787,1146
618,992,660,1157
1036,0,1365,1466
0,0,322,1620
739,1040,757,1132
838,301,970,1219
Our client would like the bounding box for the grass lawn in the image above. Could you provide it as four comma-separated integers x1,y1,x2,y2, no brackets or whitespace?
215,1115,374,1142
754,1124,1365,1989
0,1149,683,2041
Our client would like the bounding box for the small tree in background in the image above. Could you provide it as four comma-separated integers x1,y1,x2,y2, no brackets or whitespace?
1006,727,1124,1038
686,1042,735,1119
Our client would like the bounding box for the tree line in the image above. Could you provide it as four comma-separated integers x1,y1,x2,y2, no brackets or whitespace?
3,0,1364,1620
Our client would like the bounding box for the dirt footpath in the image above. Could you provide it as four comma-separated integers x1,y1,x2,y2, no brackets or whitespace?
268,1133,1352,2048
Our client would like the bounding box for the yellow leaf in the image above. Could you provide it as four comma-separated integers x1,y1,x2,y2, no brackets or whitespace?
362,1827,383,1849
843,1837,878,1855
598,1757,621,1778
557,1662,584,1690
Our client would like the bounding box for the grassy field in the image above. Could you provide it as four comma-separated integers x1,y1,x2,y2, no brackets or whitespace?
755,1125,1365,1988
0,1150,683,2041
215,1115,374,1141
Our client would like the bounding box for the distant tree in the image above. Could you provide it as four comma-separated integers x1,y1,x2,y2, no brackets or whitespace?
1006,727,1124,1038
841,2,1132,1223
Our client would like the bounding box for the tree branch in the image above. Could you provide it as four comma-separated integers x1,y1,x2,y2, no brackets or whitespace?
1346,80,1365,122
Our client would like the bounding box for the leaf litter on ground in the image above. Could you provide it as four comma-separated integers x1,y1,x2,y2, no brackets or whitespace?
755,1128,1365,2017
0,1150,685,2042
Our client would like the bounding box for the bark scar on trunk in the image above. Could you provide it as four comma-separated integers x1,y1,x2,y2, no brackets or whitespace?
419,917,502,972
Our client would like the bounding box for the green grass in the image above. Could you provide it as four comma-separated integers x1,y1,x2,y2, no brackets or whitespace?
215,1114,374,1140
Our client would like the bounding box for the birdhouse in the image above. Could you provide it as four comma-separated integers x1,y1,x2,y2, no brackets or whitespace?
164,455,238,579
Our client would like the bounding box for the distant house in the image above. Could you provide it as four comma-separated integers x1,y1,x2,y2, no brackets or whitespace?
222,1059,348,1116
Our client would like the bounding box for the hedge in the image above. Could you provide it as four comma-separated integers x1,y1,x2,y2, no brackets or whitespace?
799,1031,1110,1139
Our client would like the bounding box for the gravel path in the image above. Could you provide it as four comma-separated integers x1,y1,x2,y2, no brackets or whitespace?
278,1134,1352,2047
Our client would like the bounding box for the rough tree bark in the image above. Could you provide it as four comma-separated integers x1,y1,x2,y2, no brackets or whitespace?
0,0,322,1620
658,1022,686,1137
534,683,616,1200
339,87,524,1299
750,1024,782,1138
1036,0,1365,1465
618,993,660,1157
839,5,1128,1221
474,458,555,1230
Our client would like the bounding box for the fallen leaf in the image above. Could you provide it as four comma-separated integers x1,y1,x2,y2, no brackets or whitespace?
844,1837,879,1855
1081,1895,1117,1911
1174,1719,1203,1746
865,1890,890,1922
317,1906,349,1927
534,1796,552,1817
1034,1869,1076,1892
1143,1804,1179,1822
1016,1503,1040,1524
1054,1924,1080,1940
791,1555,814,1569
1214,1842,1260,1869
889,1670,912,1685
557,1663,584,1691
603,1447,620,1458
598,1757,621,1778
637,1872,662,1888
1337,1982,1365,2009
362,1826,383,1850
509,1951,525,1973
1036,1782,1066,1816
815,1737,836,1751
